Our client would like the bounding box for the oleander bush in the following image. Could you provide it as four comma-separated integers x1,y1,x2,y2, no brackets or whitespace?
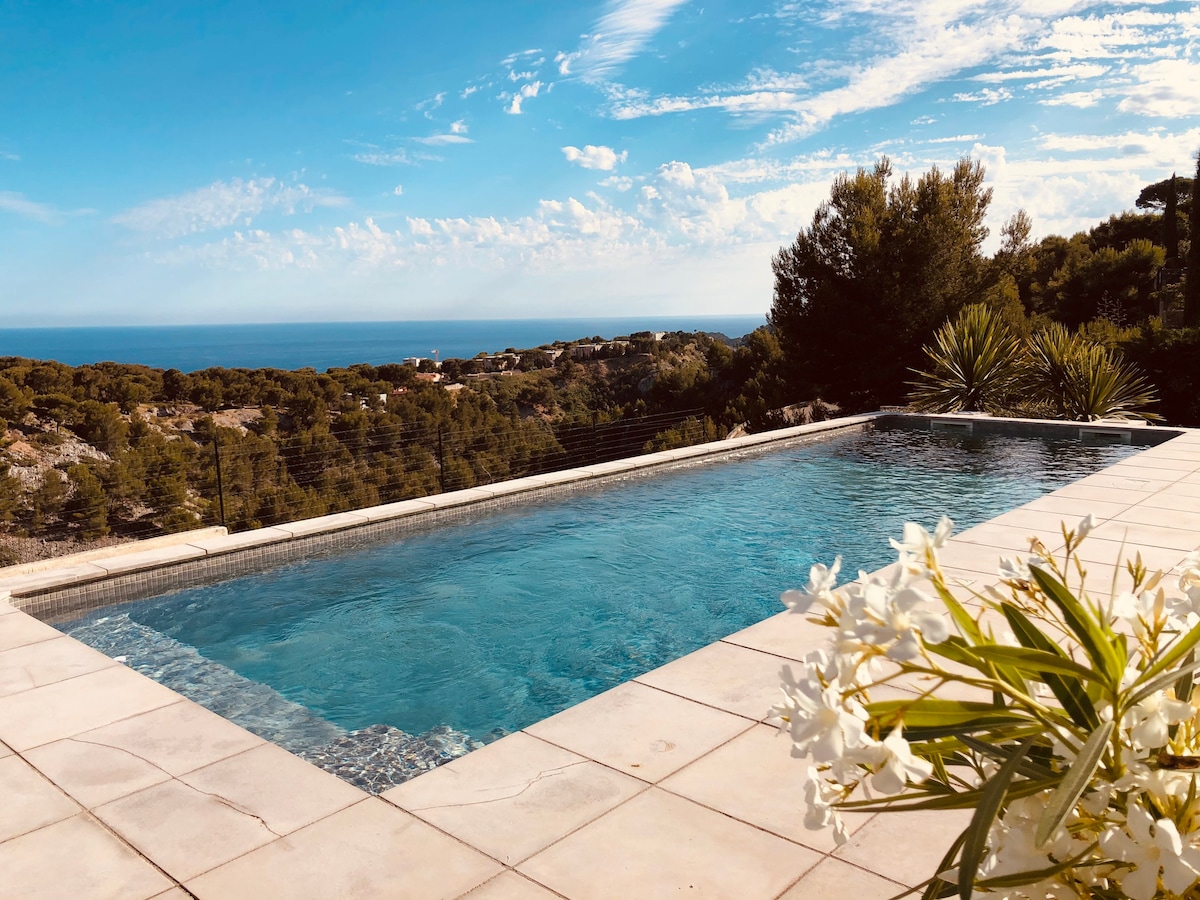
777,516,1200,899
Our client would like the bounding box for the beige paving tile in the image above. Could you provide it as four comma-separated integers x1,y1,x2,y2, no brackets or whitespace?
720,610,831,662
1133,491,1200,513
833,807,973,887
273,511,370,538
661,723,873,853
1170,480,1200,499
1072,537,1187,573
181,742,364,836
953,521,1062,553
1021,495,1130,520
778,856,906,899
76,699,264,778
385,731,644,865
1110,456,1199,473
0,813,174,900
0,739,12,758
357,497,437,522
1053,482,1149,505
0,599,17,615
95,544,207,576
936,541,1013,577
517,788,820,900
1115,505,1200,533
1073,472,1175,493
634,641,790,721
525,681,752,783
24,735,173,808
148,891,193,900
0,664,180,751
0,611,63,653
185,527,293,554
0,754,82,843
94,778,279,882
457,871,562,900
0,635,118,698
0,563,110,594
186,798,503,900
988,507,1085,535
1088,521,1200,553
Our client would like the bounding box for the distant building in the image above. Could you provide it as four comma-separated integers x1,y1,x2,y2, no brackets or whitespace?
402,357,425,367
569,343,603,360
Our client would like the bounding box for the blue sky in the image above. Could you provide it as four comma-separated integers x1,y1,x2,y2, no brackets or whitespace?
1,0,1198,326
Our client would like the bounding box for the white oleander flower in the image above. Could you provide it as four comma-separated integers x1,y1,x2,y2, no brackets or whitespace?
847,580,949,660
776,664,872,769
1100,805,1200,900
782,556,842,616
1178,550,1200,608
869,725,933,795
979,794,1073,889
1122,690,1195,750
890,516,953,575
998,556,1032,584
1075,513,1097,540
803,767,849,844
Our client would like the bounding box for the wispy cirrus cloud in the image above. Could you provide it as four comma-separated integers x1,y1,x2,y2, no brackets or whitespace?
0,190,62,224
113,177,348,239
556,0,690,83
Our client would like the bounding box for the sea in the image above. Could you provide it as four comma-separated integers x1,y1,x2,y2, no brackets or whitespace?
0,316,766,373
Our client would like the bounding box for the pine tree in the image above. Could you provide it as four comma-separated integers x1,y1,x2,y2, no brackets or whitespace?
1187,153,1200,327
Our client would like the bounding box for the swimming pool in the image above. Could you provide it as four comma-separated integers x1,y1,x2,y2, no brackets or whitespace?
63,424,1141,787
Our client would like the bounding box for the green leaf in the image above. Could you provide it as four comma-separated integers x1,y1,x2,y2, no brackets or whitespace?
974,843,1099,890
1176,651,1195,705
966,645,1103,684
1029,566,1120,684
919,827,969,900
956,734,1056,780
1126,654,1200,707
1139,618,1200,685
836,774,1057,813
1035,719,1113,847
959,737,1036,900
1001,603,1099,730
865,697,1033,740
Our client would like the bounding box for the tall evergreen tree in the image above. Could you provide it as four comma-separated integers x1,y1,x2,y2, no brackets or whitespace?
1187,153,1200,327
770,157,992,409
1165,173,1179,263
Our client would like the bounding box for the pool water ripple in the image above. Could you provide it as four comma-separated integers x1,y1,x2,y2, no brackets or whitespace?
65,426,1139,751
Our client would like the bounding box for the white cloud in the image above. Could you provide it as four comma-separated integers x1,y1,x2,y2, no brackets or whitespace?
1,150,19,162
0,190,60,224
506,81,543,114
557,0,690,84
1117,59,1200,117
562,144,628,170
450,120,468,134
923,133,983,144
599,175,634,191
973,63,1110,82
1040,89,1104,107
352,147,413,166
413,133,475,146
393,185,404,196
113,177,347,239
951,87,1012,105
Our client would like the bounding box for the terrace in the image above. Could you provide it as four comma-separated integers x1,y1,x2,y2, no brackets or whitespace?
2,413,1199,899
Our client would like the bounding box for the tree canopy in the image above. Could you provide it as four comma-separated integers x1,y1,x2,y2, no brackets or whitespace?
769,158,992,409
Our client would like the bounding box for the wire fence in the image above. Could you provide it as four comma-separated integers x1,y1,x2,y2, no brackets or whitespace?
0,407,711,565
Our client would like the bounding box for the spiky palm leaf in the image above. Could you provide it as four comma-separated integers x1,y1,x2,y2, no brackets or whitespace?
1027,324,1160,422
908,304,1022,413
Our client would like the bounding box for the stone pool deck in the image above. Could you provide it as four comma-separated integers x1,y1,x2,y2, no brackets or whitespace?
2,418,1199,898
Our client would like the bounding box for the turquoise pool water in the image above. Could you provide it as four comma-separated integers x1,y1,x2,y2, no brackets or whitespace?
68,426,1138,746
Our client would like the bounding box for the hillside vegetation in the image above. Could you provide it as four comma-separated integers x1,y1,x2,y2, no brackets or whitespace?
3,154,1198,563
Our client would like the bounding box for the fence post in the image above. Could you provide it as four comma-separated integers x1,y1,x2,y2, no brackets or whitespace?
591,411,598,463
437,425,446,493
212,435,227,530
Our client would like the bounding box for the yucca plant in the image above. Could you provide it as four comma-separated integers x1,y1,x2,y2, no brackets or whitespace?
1027,324,1160,422
908,305,1023,414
